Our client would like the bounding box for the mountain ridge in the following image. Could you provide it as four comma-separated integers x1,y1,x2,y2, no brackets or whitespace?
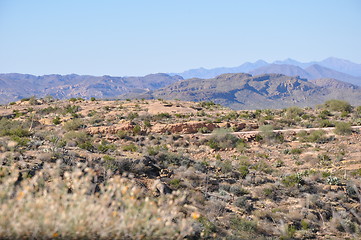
171,57,361,84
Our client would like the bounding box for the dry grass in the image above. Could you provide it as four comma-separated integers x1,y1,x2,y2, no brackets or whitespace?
0,163,195,239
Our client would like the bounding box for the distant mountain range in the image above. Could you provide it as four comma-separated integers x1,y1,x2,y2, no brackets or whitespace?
0,73,182,104
1,57,361,109
123,73,361,110
171,57,361,86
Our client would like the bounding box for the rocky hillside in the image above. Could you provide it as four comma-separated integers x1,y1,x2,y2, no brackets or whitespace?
0,73,183,104
126,73,361,110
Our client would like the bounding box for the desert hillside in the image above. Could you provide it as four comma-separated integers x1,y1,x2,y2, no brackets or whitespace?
0,97,361,239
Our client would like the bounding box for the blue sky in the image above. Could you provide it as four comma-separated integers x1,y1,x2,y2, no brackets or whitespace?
0,0,360,76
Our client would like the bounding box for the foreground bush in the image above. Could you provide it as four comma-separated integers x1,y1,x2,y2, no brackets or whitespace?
0,164,195,239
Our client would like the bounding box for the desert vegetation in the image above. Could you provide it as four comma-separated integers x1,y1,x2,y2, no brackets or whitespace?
0,97,361,239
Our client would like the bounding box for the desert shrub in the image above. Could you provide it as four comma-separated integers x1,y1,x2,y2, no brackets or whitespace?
52,116,61,125
207,128,240,150
37,106,61,115
318,119,334,127
122,143,138,152
78,141,95,152
63,118,85,131
96,141,116,153
64,131,90,146
132,124,142,135
216,159,233,174
127,112,139,120
230,216,258,233
90,97,96,101
334,121,352,135
198,101,216,109
153,113,171,120
197,216,217,238
229,185,249,196
258,125,284,144
323,99,352,113
289,148,303,155
238,165,249,179
0,118,31,137
251,161,273,174
298,130,328,143
282,173,304,187
0,164,195,239
198,127,211,134
155,152,191,168
63,104,81,115
169,178,181,189
285,106,304,119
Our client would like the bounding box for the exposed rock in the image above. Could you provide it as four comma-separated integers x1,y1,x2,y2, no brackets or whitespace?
87,120,135,135
152,179,172,195
152,121,217,134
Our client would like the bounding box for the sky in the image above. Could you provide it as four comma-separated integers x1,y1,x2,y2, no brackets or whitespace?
0,0,360,76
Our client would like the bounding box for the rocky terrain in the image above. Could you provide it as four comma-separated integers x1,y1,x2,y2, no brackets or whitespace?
0,97,360,239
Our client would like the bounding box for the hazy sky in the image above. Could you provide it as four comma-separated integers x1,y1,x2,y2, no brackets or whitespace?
0,0,360,76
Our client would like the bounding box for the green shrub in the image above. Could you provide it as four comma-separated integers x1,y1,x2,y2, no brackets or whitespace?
230,216,257,233
63,119,85,131
64,131,90,145
207,128,240,150
169,178,181,189
154,113,171,120
238,165,249,179
216,159,233,174
97,141,116,153
334,121,352,135
78,141,95,151
282,173,304,187
155,152,191,167
298,130,328,143
323,99,352,113
259,125,284,144
132,125,142,135
127,112,139,120
0,119,31,137
122,143,138,152
63,105,81,115
52,116,61,125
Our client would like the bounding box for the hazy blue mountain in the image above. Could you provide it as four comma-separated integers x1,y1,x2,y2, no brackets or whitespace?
171,60,268,79
317,57,361,77
305,64,361,85
249,64,361,86
249,64,312,79
273,58,315,68
172,57,361,81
